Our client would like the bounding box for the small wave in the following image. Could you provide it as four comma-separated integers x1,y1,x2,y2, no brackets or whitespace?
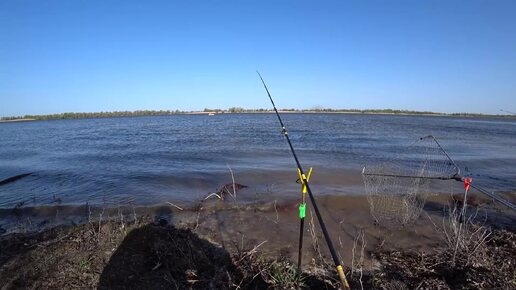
0,173,33,186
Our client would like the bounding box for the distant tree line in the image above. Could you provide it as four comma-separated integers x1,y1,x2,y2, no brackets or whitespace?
0,110,187,121
1,108,514,121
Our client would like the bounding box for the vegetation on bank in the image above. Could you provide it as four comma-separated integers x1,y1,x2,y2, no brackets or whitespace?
1,215,514,289
0,217,340,289
1,108,515,121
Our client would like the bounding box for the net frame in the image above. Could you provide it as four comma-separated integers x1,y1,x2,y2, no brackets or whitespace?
362,135,461,225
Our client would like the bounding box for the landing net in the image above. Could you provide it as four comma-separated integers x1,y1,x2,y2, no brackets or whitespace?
362,136,460,225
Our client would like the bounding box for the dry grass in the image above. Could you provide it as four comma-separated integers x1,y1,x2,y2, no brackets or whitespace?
1,214,345,289
442,202,492,267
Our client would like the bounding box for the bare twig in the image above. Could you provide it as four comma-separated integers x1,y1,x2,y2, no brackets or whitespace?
205,192,222,200
227,163,237,200
235,240,268,264
130,202,138,225
358,232,366,290
308,210,324,266
166,202,184,211
118,206,125,231
351,230,366,290
193,204,203,231
97,207,105,241
86,202,92,224
273,200,279,223
441,198,491,267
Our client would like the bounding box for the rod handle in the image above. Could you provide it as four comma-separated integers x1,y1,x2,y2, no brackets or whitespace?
337,265,350,289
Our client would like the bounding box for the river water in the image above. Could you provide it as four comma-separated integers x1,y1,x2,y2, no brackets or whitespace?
0,114,515,208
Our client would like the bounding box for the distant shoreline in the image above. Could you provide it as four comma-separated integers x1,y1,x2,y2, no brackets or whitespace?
0,118,36,123
1,110,515,122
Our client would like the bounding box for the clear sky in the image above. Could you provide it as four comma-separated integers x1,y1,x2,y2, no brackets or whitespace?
1,1,515,116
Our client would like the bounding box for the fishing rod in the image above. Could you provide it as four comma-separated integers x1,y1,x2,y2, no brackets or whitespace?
257,72,350,289
500,109,516,115
467,183,516,211
432,136,516,212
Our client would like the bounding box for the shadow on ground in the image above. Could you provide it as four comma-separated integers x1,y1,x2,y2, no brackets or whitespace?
98,223,241,289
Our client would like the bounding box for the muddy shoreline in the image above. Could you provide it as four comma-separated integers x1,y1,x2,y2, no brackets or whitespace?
1,192,515,289
2,193,515,253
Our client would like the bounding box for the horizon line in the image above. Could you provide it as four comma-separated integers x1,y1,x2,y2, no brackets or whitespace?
2,107,515,121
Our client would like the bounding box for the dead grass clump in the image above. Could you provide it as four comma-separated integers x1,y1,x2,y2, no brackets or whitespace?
370,228,516,289
233,248,338,290
440,204,492,267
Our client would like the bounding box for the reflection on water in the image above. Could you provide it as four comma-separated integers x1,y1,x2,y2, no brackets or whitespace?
0,114,515,208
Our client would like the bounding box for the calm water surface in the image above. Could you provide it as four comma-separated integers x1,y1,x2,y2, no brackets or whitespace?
0,114,515,208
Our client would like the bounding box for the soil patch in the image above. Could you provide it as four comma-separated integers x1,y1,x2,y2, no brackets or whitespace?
0,217,338,289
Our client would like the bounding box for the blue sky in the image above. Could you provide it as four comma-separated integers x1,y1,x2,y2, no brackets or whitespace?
1,1,515,116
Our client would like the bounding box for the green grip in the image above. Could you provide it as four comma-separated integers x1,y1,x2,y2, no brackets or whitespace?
299,203,306,219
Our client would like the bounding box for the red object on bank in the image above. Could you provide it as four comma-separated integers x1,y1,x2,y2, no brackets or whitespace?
463,177,473,191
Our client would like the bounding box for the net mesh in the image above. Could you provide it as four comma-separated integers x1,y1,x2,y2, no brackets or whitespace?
362,136,460,225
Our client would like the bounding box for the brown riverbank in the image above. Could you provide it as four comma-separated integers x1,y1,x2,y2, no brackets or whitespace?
1,193,515,289
0,118,36,123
